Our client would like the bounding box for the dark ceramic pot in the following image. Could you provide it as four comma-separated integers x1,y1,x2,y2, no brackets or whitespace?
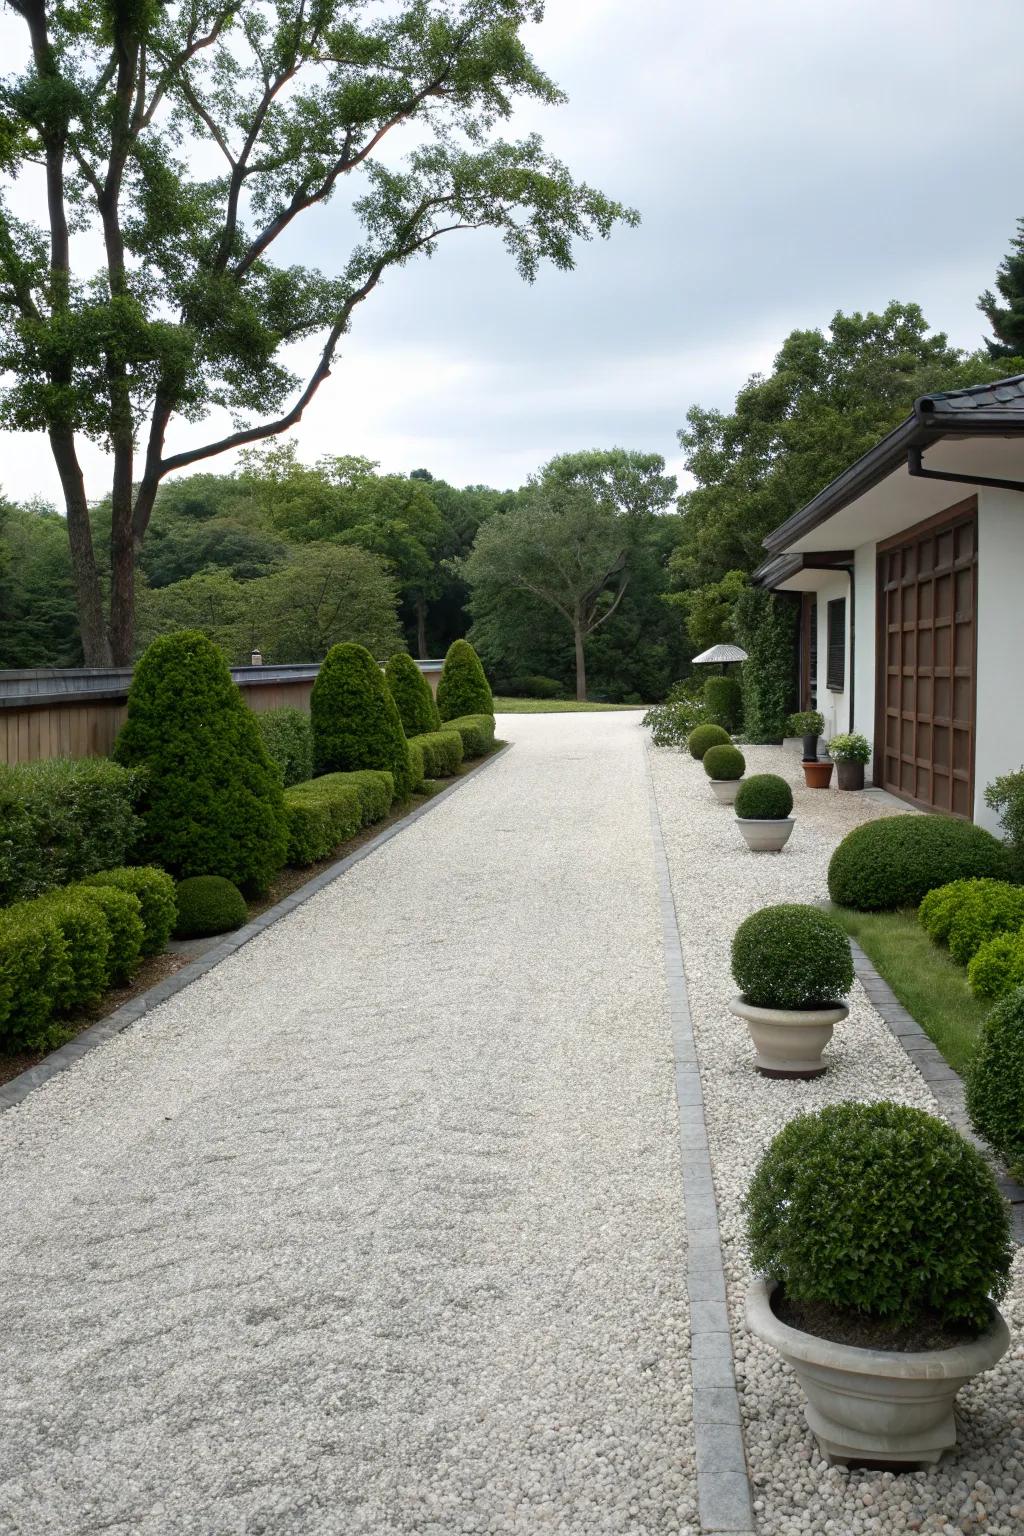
835,760,865,791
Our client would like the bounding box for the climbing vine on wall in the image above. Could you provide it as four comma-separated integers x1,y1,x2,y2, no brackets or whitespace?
733,588,799,743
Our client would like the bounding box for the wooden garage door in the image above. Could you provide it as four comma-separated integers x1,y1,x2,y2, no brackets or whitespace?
876,499,977,817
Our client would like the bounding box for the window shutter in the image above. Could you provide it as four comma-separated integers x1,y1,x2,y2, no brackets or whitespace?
826,598,846,693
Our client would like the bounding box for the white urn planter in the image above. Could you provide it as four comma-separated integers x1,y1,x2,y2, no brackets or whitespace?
746,1278,1011,1467
736,816,794,852
709,777,743,805
729,996,847,1078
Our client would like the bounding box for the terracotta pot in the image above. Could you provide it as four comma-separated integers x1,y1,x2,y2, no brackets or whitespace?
709,777,742,805
729,995,848,1077
835,759,865,791
746,1278,1010,1468
803,759,834,790
736,816,794,853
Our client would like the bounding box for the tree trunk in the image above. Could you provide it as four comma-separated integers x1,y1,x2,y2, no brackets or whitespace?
574,622,587,701
50,429,112,665
415,597,428,659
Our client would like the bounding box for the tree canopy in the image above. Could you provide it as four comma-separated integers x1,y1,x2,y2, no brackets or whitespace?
979,217,1024,360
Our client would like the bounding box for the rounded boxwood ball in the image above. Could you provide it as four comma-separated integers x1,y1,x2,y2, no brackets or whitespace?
743,1101,1012,1332
687,723,731,760
966,987,1024,1179
732,903,853,1008
828,815,1010,912
735,773,793,820
703,743,745,781
174,876,248,938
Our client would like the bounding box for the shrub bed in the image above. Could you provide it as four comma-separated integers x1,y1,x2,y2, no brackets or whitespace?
174,876,248,938
967,932,1024,1001
385,652,441,736
918,879,1024,967
255,707,314,788
444,715,495,760
283,778,363,866
732,904,852,1008
0,757,141,906
703,743,745,781
735,774,793,820
410,729,464,779
33,890,109,1011
81,866,177,955
827,814,1011,912
687,723,731,760
967,989,1024,1179
71,885,145,983
437,639,493,721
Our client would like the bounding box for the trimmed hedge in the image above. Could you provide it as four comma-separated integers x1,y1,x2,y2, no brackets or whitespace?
445,714,495,760
918,879,977,947
437,639,493,721
967,988,1024,1179
283,770,396,866
732,904,853,1009
410,729,464,779
81,866,177,955
255,707,314,788
703,676,742,732
114,631,288,894
174,876,248,938
311,642,412,799
687,723,731,760
0,757,140,906
967,932,1024,1001
0,903,67,1051
743,1101,1012,1332
408,739,426,793
703,743,745,781
33,889,109,1011
918,878,1024,967
828,814,1011,912
71,884,145,983
735,773,793,820
385,652,441,736
504,674,563,699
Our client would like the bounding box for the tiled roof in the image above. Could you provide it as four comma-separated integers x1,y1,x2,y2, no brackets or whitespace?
917,373,1024,417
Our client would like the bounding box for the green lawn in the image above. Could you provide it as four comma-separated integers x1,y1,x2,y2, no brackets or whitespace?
830,906,989,1077
492,697,648,713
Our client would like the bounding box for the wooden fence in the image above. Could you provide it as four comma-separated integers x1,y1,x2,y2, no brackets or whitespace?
0,661,444,767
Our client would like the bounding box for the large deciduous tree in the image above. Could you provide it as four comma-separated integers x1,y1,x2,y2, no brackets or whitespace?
0,0,636,664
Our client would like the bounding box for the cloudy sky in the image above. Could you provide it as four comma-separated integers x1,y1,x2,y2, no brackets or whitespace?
2,0,1024,506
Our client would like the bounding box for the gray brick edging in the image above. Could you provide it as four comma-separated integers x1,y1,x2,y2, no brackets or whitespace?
0,745,511,1114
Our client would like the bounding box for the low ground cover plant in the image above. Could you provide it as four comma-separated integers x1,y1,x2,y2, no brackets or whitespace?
918,878,1024,967
732,904,852,1008
385,652,441,736
828,815,1010,912
735,773,793,820
703,743,745,781
174,876,248,938
0,757,140,906
687,723,731,760
703,675,742,732
967,989,1024,1179
437,639,493,721
311,642,413,798
744,1101,1012,1336
255,708,314,788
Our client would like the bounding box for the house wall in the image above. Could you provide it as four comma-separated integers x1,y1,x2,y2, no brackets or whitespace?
975,487,1024,832
813,574,853,743
852,541,877,750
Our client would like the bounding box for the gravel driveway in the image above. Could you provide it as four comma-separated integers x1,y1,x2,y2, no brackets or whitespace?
0,713,696,1536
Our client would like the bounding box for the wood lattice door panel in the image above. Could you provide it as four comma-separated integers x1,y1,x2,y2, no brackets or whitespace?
876,501,977,817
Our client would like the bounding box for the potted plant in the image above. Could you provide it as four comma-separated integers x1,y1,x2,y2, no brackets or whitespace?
703,742,746,805
734,773,794,852
728,904,853,1076
743,1102,1012,1467
803,757,834,790
827,731,870,790
786,710,825,762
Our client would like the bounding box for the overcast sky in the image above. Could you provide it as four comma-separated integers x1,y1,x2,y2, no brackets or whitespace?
2,0,1024,506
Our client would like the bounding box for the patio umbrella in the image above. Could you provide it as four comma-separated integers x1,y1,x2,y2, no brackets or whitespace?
690,642,748,669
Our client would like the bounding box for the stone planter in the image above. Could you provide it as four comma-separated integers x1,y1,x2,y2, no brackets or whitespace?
729,996,847,1076
802,759,834,790
710,777,742,805
746,1278,1010,1467
736,816,794,853
835,759,865,791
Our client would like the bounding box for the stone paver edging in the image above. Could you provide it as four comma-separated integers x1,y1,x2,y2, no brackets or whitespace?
646,756,756,1536
0,747,509,1114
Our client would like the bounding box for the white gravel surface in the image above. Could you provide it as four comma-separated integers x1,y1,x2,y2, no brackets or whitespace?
649,743,1024,1536
0,713,697,1536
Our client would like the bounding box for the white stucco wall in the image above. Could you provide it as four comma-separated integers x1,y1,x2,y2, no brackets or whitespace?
975,487,1024,831
852,541,877,747
813,574,853,741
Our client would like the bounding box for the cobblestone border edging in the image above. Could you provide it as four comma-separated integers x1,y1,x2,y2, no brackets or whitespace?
0,747,510,1115
849,938,1024,1241
646,757,756,1536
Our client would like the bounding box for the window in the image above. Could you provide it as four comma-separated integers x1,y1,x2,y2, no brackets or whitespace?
826,597,846,693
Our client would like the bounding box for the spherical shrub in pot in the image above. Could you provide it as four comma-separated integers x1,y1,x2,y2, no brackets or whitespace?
729,904,853,1075
703,743,746,805
828,815,1011,911
966,988,1024,1179
734,773,794,852
687,723,731,761
174,875,248,938
744,1102,1012,1466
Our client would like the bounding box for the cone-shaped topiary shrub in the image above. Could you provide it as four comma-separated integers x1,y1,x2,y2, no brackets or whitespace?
744,1101,1012,1333
437,639,493,722
385,652,441,736
828,815,1010,912
703,743,745,781
967,988,1024,1179
114,631,288,894
735,773,793,820
703,676,742,732
81,866,177,955
687,723,731,760
174,875,248,938
732,904,853,1009
311,643,412,798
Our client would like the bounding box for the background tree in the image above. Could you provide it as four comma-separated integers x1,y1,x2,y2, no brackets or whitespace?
0,497,81,665
979,218,1024,359
0,0,636,664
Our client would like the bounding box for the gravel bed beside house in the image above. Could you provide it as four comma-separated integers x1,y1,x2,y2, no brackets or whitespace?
649,742,1024,1536
0,713,697,1536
